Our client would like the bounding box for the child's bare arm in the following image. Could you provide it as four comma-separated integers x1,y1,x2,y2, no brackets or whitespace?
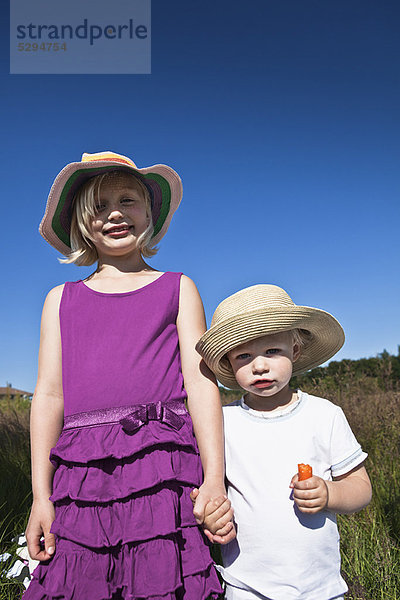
290,464,372,515
326,465,371,513
177,276,226,522
26,286,65,561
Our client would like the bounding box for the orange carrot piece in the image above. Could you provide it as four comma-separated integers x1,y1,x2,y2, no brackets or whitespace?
298,463,313,481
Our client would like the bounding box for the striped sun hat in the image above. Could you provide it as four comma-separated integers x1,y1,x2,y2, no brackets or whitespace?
196,284,345,389
40,151,183,256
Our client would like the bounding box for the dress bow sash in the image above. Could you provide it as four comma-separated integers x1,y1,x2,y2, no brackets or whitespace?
119,401,185,434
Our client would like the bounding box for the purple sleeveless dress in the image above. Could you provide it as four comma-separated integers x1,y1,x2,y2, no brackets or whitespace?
23,272,222,600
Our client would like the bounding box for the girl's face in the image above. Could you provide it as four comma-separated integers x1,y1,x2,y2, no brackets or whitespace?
227,331,300,409
87,173,150,259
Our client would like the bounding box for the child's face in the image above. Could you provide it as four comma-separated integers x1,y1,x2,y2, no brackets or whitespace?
227,332,300,403
87,173,150,259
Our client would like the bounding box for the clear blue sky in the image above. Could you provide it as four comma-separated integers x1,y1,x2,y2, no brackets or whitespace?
1,1,399,392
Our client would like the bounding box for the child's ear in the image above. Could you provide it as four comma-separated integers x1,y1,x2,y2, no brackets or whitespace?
292,343,301,363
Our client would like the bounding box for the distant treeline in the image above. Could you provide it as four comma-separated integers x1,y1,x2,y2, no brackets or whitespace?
291,347,400,392
219,347,400,403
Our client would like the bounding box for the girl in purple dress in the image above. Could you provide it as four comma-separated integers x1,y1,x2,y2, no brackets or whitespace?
23,151,228,599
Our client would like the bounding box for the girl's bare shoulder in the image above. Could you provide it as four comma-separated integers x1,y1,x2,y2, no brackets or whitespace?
46,283,65,299
41,284,65,318
179,274,201,297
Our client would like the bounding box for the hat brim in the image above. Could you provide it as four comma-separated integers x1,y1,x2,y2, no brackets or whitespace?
40,159,182,256
196,306,345,389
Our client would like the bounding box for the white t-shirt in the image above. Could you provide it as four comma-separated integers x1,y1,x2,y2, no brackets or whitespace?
219,390,368,600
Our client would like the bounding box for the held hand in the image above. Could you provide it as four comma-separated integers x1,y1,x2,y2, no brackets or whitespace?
25,498,56,561
190,481,226,525
204,496,236,544
190,488,236,545
290,473,329,514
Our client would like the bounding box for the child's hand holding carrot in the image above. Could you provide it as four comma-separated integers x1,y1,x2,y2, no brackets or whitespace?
290,464,329,514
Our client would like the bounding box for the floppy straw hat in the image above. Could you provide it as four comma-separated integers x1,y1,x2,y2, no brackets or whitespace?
40,151,183,256
196,284,345,389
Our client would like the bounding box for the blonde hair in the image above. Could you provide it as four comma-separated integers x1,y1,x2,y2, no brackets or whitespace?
291,328,313,351
60,171,157,266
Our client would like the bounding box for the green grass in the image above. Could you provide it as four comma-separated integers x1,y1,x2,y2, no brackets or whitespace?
0,401,31,599
1,382,399,599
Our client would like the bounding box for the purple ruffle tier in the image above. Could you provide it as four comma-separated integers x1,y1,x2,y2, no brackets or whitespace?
22,402,223,600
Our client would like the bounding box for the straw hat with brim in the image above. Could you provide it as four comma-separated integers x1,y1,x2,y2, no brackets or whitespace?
196,284,345,390
40,151,183,256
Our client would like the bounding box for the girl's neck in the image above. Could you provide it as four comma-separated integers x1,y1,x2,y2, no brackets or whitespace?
84,264,164,294
91,252,153,280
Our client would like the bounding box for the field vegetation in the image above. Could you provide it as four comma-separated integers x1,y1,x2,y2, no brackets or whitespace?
1,349,400,599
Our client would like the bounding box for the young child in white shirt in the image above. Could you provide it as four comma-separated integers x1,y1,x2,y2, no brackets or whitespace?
194,284,372,600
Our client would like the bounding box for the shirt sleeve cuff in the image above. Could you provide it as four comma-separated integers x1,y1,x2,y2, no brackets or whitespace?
331,447,368,477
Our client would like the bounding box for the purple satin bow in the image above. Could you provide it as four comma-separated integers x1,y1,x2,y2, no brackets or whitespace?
119,401,184,434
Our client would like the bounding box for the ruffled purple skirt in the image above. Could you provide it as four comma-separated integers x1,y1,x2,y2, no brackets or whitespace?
22,401,222,599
